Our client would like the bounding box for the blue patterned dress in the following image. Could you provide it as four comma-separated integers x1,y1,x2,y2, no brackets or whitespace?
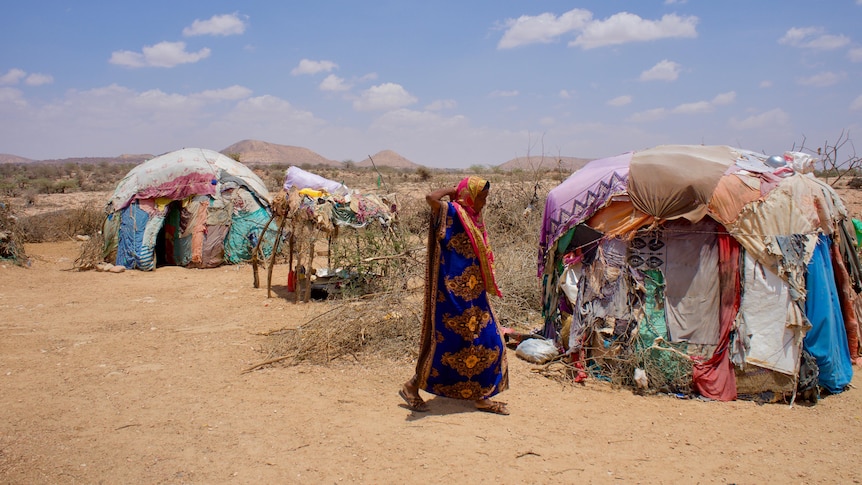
415,202,508,400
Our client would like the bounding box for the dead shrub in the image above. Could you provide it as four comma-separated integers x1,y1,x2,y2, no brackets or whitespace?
0,199,27,264
18,207,104,243
254,177,553,369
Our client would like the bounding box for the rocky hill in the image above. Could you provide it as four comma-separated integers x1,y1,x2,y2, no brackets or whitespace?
220,139,340,167
497,155,592,172
356,150,421,169
2,140,590,171
0,154,35,164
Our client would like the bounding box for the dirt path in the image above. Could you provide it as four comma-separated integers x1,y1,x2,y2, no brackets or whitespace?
2,242,862,484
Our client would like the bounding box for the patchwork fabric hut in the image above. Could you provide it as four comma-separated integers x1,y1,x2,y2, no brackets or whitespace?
103,148,275,270
539,145,861,402
257,166,397,301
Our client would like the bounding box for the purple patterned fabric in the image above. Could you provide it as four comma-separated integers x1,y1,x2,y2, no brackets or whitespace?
538,152,632,275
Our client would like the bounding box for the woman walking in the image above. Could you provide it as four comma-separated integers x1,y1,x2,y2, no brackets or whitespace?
400,176,509,415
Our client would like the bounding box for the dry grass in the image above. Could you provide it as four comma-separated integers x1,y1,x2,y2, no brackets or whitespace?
254,176,551,367
17,207,104,243
0,199,27,264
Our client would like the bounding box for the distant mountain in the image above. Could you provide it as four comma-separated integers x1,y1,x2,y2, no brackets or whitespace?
0,154,35,164
357,150,421,169
221,139,340,167
497,155,592,172
0,153,151,165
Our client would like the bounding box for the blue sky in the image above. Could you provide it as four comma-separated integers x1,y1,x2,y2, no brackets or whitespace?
2,1,861,168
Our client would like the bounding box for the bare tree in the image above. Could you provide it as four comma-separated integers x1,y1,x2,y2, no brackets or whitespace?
793,130,861,187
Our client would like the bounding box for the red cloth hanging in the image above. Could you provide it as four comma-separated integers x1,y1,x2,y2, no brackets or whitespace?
691,230,739,401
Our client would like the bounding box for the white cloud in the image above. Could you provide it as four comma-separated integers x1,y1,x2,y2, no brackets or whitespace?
25,73,54,86
629,90,734,119
711,91,736,105
797,71,847,87
664,0,687,3
672,91,735,113
193,85,252,101
672,101,712,114
571,13,698,49
778,27,850,50
759,80,773,88
0,81,334,159
607,95,632,106
497,10,698,50
639,60,681,81
627,107,667,122
489,90,519,98
353,83,417,111
291,59,338,76
319,74,351,92
110,41,211,68
0,68,26,85
425,99,457,111
183,13,247,37
0,87,26,107
729,108,789,130
559,89,573,99
851,95,862,111
497,9,592,49
849,47,862,63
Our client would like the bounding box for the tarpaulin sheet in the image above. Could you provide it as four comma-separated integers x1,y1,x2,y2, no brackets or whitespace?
804,235,853,394
224,206,277,263
628,145,736,222
739,252,800,375
283,166,346,194
108,148,270,211
116,202,149,270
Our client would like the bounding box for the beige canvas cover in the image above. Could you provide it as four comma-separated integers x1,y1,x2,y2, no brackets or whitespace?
628,145,737,222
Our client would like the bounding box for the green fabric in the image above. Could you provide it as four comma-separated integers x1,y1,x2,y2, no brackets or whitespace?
853,218,862,246
635,269,690,386
102,212,120,261
224,206,277,263
556,227,575,255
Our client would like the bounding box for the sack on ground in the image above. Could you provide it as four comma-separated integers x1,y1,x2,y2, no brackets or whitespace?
515,338,559,364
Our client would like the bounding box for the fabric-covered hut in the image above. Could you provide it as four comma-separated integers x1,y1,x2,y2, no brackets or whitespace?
539,144,861,403
103,148,276,270
256,166,396,301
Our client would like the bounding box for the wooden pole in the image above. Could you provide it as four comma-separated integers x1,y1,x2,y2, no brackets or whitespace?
251,212,275,289
266,215,288,298
304,231,315,302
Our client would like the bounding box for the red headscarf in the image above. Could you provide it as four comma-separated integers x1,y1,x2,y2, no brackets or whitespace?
451,176,501,297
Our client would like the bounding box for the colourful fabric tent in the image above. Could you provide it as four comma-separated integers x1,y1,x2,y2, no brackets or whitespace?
103,148,277,270
540,144,860,402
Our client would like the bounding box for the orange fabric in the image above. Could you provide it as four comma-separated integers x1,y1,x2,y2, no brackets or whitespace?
452,176,501,297
708,173,762,225
586,200,655,239
190,200,208,265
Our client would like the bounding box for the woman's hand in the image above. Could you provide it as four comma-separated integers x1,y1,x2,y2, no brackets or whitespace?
426,185,457,212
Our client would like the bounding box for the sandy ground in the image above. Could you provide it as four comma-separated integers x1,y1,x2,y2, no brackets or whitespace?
1,241,862,485
4,180,862,484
